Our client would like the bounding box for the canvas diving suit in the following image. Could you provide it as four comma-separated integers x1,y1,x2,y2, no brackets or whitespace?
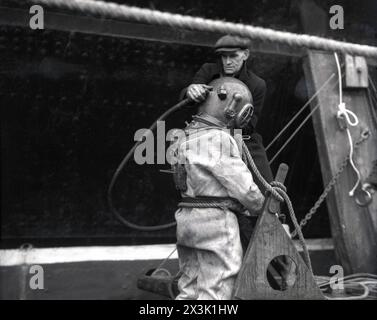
170,113,265,300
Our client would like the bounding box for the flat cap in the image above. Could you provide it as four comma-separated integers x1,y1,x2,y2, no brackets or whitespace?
214,35,251,53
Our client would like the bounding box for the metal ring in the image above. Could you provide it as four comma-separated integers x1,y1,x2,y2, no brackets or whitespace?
355,188,373,207
151,268,172,278
242,135,251,141
361,129,370,139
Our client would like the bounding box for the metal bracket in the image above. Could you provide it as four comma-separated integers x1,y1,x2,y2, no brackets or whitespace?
336,113,348,130
354,185,373,207
344,54,368,89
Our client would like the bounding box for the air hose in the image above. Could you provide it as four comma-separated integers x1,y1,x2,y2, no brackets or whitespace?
107,98,192,231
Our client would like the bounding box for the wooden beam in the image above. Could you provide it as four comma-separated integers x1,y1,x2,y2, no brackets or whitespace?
0,6,305,57
303,50,377,274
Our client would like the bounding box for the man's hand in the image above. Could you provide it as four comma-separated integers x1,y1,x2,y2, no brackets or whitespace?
187,84,213,102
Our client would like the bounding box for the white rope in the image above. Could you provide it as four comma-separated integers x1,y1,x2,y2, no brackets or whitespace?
30,0,377,58
318,273,377,300
334,53,361,197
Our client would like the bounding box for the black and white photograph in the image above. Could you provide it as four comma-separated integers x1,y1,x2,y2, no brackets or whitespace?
0,0,376,308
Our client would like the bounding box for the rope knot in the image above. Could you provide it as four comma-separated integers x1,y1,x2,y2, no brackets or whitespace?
270,181,287,192
337,102,359,127
268,181,286,202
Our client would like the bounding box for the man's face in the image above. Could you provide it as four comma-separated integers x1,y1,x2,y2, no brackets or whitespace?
221,49,249,75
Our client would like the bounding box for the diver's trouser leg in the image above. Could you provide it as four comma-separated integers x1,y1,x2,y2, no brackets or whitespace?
175,208,243,300
175,244,199,300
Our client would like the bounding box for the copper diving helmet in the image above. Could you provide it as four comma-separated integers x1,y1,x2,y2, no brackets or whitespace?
198,77,254,129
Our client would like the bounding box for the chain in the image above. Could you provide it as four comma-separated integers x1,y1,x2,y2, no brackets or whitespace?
291,129,370,238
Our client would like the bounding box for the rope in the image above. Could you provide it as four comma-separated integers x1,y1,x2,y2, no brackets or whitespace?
152,247,177,277
151,268,171,278
151,246,181,300
178,197,243,213
334,53,361,197
317,273,377,300
326,282,370,300
179,199,228,209
31,0,377,58
242,144,313,275
318,273,377,287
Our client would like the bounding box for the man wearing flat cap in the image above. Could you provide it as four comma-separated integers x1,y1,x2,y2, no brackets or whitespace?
184,35,272,192
181,34,273,252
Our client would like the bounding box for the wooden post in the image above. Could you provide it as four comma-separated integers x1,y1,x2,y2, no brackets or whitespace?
303,51,377,274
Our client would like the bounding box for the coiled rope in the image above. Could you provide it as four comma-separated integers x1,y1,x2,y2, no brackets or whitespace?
316,273,377,300
31,0,377,58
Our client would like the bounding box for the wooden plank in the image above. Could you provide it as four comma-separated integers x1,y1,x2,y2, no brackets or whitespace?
303,50,377,274
0,6,305,57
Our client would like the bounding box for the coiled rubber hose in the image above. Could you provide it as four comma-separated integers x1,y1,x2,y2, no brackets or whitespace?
107,98,192,231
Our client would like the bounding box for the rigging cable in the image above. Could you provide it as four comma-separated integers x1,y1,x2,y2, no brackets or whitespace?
268,73,343,164
266,73,336,152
